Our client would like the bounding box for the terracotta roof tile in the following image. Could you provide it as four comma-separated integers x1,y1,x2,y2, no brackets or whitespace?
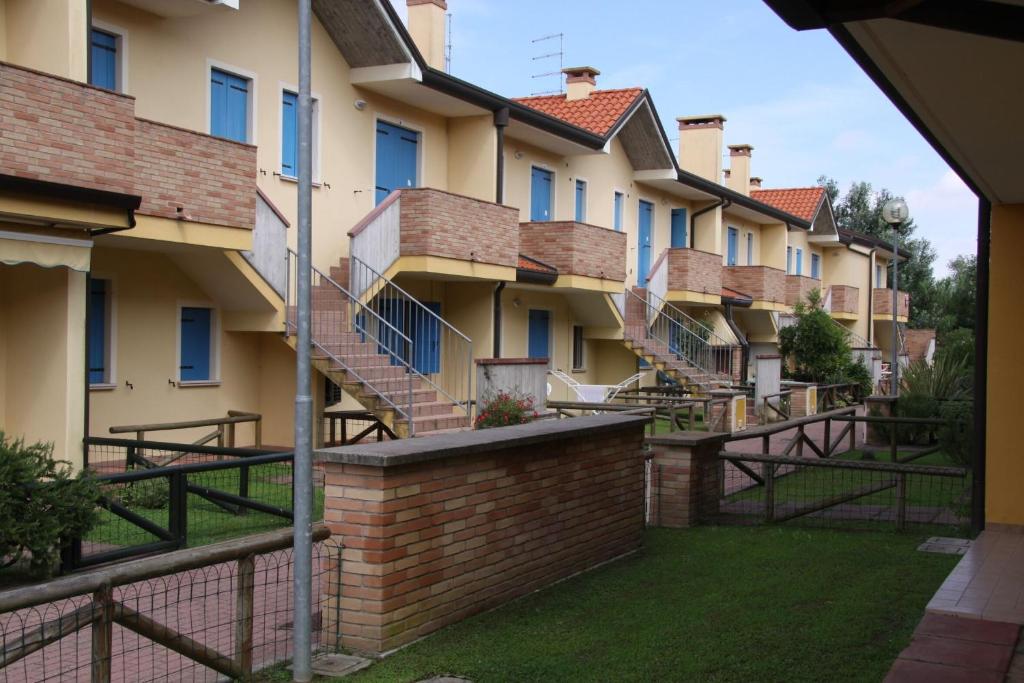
722,286,752,301
750,187,826,222
517,254,557,274
512,88,644,137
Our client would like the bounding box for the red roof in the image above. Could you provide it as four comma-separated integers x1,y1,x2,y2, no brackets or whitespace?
750,187,826,222
512,88,644,137
517,254,557,274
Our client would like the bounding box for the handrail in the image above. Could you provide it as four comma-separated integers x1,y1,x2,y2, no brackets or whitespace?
106,411,262,453
831,316,872,349
286,248,417,435
349,254,473,418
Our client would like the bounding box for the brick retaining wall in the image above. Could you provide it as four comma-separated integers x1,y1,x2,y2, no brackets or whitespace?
723,266,786,304
399,188,519,268
519,221,627,281
315,414,648,653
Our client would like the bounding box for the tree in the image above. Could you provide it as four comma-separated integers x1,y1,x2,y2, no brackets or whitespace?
817,176,938,329
931,254,977,363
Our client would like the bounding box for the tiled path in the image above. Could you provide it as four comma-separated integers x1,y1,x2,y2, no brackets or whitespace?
927,530,1024,624
885,613,1021,682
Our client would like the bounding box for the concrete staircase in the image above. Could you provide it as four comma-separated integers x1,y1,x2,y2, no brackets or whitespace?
288,256,470,438
622,287,725,394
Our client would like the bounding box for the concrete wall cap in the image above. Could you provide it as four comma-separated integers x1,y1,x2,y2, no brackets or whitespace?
646,430,729,447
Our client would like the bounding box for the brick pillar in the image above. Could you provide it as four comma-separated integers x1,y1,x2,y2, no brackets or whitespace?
647,432,728,527
865,396,897,446
731,346,743,384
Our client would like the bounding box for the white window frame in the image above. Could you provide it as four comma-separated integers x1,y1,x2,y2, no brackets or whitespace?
278,83,322,184
206,59,258,143
573,177,588,223
746,232,754,266
612,189,626,232
91,20,129,93
88,274,118,390
175,301,222,386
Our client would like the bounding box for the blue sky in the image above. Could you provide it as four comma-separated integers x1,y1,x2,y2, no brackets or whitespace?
389,0,977,276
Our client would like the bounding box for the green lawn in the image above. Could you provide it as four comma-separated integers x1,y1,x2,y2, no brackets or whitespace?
86,463,325,548
261,526,958,683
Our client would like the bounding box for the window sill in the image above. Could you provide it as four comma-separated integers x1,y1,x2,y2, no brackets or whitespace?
278,174,322,188
571,368,587,374
178,380,222,388
89,383,117,392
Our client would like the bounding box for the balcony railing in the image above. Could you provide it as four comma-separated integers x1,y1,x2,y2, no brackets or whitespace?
518,221,626,282
785,275,822,307
873,289,910,318
349,188,519,283
826,285,859,315
647,248,722,304
0,61,256,230
722,266,786,304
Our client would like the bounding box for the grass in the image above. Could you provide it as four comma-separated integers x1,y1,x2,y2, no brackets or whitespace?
86,463,325,548
258,526,958,683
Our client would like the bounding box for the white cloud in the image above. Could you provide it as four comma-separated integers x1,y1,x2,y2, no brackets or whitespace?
904,170,978,276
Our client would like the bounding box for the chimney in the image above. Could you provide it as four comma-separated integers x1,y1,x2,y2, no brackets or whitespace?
749,176,763,192
676,114,726,183
407,0,447,71
727,144,754,196
562,66,600,101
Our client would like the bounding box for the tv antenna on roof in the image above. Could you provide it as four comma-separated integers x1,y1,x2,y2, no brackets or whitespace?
445,12,452,72
531,32,564,96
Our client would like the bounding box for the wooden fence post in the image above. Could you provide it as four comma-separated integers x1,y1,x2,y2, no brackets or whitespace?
763,461,775,522
235,554,255,679
896,472,907,531
91,585,113,683
824,418,832,458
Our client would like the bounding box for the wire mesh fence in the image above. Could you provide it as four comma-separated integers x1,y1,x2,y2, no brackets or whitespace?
0,528,340,682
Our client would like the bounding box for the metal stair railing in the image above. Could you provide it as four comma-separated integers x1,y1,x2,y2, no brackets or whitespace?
830,316,873,349
626,288,736,383
349,255,473,419
285,249,417,435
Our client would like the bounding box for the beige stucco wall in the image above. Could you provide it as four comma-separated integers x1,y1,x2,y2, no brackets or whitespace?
4,0,87,80
722,213,762,266
822,246,872,342
448,115,497,203
785,228,822,277
91,0,454,272
0,263,86,469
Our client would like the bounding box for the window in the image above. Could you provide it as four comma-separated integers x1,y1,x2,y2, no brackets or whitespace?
88,278,113,385
613,191,624,231
179,306,216,383
210,68,250,143
375,120,419,204
811,253,821,279
89,29,119,90
796,248,803,276
527,309,550,361
572,325,585,371
727,227,738,266
746,232,753,266
787,246,793,274
575,180,587,222
530,167,553,221
876,264,884,288
281,90,320,179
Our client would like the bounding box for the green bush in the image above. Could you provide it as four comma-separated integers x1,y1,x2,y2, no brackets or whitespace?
475,390,539,429
116,477,170,510
0,433,100,576
934,327,974,366
937,400,974,468
901,354,971,400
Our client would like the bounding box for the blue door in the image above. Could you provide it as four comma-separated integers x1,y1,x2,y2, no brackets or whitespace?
637,200,653,282
90,30,117,90
281,91,298,176
530,167,553,221
727,227,739,266
378,298,407,366
210,69,249,143
528,310,550,360
411,302,442,375
613,192,624,231
670,208,688,248
375,121,419,205
796,248,803,275
88,279,107,384
180,307,212,382
575,180,586,222
811,253,821,279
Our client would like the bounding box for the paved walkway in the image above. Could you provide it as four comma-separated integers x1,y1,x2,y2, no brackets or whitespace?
927,530,1024,624
885,613,1021,682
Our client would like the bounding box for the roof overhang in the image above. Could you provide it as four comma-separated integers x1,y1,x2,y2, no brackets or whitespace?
763,0,1024,204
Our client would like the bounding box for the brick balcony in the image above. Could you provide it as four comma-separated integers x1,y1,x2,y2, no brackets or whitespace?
873,289,910,318
650,248,722,298
828,285,859,315
785,275,822,306
0,61,256,229
519,221,626,281
723,266,786,305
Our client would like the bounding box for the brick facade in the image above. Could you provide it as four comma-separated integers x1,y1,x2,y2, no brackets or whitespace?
316,414,648,653
661,248,722,296
873,289,910,317
829,285,859,314
518,221,627,281
399,188,519,268
785,274,821,306
0,61,256,230
723,265,786,304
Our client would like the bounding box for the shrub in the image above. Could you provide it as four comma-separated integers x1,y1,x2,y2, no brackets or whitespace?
937,400,974,468
116,477,170,510
475,390,539,429
779,292,872,395
901,354,971,400
0,433,100,576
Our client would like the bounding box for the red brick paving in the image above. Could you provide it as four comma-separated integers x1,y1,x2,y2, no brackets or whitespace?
885,613,1021,682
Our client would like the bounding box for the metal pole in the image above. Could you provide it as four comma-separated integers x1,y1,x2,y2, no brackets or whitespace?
292,0,314,680
891,224,900,397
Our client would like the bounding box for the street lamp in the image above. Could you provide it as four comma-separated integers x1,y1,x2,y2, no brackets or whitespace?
881,198,909,397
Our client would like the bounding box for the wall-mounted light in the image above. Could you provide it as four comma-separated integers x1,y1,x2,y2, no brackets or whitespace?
513,150,524,160
512,297,522,308
354,99,367,111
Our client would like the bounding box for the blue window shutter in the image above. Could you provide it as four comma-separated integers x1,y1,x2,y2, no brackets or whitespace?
281,91,297,176
530,168,553,221
747,233,753,265
211,69,248,142
637,200,653,282
796,248,803,275
613,192,624,231
90,30,117,90
670,208,688,248
787,247,792,273
375,121,419,205
180,307,212,381
727,227,738,266
811,254,820,279
88,279,107,384
411,302,442,374
575,180,586,222
528,310,550,359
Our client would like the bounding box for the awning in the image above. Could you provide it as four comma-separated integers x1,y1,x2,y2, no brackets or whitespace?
0,229,92,272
